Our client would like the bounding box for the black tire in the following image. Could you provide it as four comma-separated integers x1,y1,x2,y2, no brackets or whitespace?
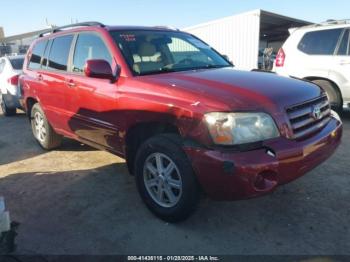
312,79,343,113
134,134,200,222
0,95,16,117
31,103,62,150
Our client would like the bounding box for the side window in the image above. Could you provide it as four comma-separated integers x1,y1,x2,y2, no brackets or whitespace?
337,30,349,56
48,35,74,71
28,40,47,70
298,29,342,55
73,33,112,73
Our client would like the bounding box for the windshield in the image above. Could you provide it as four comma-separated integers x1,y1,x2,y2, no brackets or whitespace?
110,30,232,76
9,57,24,70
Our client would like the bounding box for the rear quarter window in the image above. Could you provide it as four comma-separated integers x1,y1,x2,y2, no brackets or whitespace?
28,40,47,70
298,28,343,55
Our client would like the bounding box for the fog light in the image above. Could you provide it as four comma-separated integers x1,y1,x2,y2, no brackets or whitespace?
331,130,337,138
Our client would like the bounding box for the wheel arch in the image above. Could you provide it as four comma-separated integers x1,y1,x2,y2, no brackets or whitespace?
303,76,343,102
26,97,38,119
125,121,181,175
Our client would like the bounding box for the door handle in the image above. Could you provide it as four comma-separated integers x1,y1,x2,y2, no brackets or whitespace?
66,79,76,88
37,74,43,81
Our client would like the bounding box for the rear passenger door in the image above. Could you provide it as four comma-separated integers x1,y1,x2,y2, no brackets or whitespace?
41,34,74,133
66,32,121,151
331,29,350,100
296,28,342,78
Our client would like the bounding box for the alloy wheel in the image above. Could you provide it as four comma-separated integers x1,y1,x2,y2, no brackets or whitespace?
33,111,47,143
143,152,182,208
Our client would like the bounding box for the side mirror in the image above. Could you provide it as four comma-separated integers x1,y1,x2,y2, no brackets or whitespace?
84,59,116,82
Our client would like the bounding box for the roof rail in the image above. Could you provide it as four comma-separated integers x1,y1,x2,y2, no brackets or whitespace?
305,19,350,29
319,19,350,26
153,25,180,31
39,21,105,37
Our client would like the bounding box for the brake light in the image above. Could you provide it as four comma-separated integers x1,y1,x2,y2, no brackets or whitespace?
275,48,285,67
7,75,19,86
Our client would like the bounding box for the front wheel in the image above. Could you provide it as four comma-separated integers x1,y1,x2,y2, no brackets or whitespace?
31,103,62,150
312,80,342,113
134,134,200,222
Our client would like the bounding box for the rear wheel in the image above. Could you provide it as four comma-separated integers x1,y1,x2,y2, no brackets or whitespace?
31,103,62,150
134,134,200,222
312,79,342,113
0,95,16,116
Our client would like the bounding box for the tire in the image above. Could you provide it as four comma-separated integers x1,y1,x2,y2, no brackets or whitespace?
31,103,62,150
0,95,16,117
134,134,200,222
312,80,343,113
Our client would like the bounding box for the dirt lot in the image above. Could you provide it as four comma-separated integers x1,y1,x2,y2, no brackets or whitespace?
0,109,349,255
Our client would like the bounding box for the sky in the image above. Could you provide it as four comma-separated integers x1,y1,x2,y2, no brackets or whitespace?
1,0,350,36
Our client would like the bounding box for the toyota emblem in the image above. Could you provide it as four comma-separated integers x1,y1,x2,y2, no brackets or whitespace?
312,105,322,120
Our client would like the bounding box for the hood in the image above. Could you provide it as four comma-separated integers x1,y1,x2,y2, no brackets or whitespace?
140,68,322,113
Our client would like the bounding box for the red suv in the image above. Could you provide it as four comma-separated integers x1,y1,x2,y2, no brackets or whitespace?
20,22,342,222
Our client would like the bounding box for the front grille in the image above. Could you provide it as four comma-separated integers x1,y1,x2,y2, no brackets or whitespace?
286,94,331,139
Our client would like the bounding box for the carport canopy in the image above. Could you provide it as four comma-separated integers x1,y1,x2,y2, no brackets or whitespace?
260,10,312,42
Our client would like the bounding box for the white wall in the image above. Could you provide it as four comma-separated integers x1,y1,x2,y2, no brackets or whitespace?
184,10,261,70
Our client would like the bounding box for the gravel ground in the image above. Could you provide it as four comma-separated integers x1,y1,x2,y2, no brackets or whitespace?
0,109,349,255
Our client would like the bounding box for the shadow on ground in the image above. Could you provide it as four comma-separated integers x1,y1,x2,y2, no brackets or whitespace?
0,111,96,166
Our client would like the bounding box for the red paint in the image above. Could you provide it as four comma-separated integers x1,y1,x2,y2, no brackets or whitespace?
21,25,342,200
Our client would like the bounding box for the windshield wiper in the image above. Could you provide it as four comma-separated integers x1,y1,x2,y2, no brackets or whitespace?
138,64,232,76
196,64,232,70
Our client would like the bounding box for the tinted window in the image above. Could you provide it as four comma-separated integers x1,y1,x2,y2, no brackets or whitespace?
298,29,342,55
337,30,349,56
48,35,73,71
73,33,112,73
28,40,47,69
9,57,24,70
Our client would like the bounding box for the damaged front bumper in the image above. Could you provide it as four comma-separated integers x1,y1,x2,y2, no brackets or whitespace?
184,116,342,200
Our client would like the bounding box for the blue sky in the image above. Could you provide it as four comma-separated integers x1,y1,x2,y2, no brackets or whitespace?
2,0,350,36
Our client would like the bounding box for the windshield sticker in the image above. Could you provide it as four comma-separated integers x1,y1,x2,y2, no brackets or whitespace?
120,34,136,42
187,38,211,49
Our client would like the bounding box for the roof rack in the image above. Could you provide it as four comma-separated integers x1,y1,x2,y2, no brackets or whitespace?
300,19,350,30
39,21,105,37
153,25,180,31
318,19,350,26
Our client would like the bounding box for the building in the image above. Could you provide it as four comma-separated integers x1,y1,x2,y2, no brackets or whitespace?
184,9,311,70
0,27,50,56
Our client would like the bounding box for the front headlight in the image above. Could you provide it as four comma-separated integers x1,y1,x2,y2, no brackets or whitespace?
204,112,280,145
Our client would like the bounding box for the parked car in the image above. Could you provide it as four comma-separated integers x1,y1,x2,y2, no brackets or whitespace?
0,55,25,116
274,20,350,113
20,22,342,222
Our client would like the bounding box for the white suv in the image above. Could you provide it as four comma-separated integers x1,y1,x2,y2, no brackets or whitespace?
274,20,350,112
0,55,24,116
